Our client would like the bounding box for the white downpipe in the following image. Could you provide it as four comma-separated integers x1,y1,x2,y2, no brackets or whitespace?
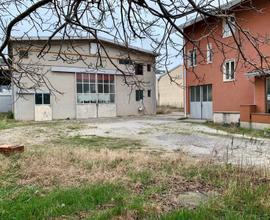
183,37,187,118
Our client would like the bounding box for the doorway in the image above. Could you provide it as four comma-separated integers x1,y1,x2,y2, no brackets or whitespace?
190,84,213,120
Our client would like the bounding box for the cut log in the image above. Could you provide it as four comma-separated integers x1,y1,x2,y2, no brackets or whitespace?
0,145,24,155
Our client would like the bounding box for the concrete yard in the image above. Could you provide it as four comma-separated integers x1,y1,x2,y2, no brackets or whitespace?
1,113,270,166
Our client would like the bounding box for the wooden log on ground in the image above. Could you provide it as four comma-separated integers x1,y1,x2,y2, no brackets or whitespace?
0,145,24,155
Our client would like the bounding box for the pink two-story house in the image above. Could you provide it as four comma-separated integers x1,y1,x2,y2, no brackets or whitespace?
182,0,270,129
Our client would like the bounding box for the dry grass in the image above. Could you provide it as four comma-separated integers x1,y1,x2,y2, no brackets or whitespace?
2,119,270,219
1,145,214,213
0,154,12,175
18,148,192,188
156,105,183,114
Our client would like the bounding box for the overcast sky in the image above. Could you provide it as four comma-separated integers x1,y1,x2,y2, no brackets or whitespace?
3,0,232,71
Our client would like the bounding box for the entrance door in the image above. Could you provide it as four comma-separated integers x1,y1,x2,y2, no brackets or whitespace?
190,85,213,120
34,93,52,121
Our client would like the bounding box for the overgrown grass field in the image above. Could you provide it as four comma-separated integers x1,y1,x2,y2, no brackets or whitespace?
0,114,270,219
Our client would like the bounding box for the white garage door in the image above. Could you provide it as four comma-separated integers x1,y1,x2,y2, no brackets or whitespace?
190,85,213,120
76,73,116,118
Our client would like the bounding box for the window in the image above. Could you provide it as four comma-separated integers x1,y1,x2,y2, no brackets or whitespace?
202,85,212,102
136,90,144,101
76,73,115,104
135,63,143,75
119,59,133,65
191,85,212,102
223,60,235,81
195,86,200,102
147,64,151,72
147,90,151,97
188,50,197,67
90,43,98,54
190,86,195,102
207,43,213,63
97,74,115,103
223,15,235,38
19,50,29,59
190,86,200,102
35,93,50,105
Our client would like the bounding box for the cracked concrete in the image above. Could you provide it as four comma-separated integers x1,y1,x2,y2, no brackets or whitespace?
1,113,270,166
78,114,270,166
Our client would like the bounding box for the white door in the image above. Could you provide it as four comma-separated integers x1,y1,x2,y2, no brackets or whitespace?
34,93,52,121
35,105,52,121
190,85,213,120
201,85,213,120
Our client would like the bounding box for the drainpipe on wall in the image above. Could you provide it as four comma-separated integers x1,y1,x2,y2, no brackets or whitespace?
183,37,187,118
183,66,187,118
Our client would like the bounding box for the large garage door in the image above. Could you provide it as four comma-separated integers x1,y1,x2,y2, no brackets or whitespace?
76,73,116,118
190,85,213,120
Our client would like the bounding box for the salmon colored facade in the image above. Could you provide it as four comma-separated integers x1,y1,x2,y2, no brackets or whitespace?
183,0,270,128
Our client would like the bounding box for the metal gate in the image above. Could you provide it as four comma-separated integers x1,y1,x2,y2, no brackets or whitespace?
190,84,213,120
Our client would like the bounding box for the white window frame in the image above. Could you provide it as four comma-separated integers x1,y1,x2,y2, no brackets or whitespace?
35,93,50,105
76,73,115,104
223,59,235,82
188,49,197,67
222,15,235,38
207,43,213,64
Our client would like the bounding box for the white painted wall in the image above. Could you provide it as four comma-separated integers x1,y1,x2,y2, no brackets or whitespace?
50,72,76,120
157,65,184,108
76,104,97,119
116,73,156,116
14,94,35,120
98,104,117,117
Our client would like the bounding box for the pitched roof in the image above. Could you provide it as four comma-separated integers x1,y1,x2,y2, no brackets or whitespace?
157,64,182,80
179,0,248,29
10,36,157,56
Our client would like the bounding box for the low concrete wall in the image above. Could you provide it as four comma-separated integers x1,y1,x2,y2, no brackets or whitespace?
213,112,240,124
241,121,270,130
